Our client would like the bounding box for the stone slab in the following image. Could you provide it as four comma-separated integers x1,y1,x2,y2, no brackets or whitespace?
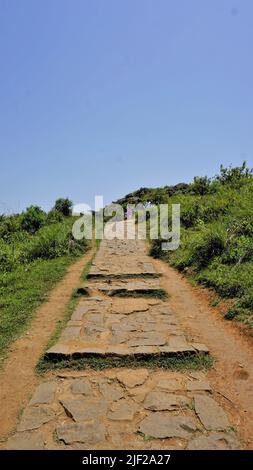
139,414,198,439
194,395,229,430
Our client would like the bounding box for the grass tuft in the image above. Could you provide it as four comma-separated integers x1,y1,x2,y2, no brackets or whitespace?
37,352,213,374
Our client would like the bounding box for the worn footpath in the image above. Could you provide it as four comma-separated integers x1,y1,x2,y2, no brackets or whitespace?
5,229,242,450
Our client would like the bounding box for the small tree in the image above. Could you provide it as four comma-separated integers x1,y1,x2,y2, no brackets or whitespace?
20,206,46,233
191,176,211,195
0,214,21,241
218,161,253,186
53,198,73,216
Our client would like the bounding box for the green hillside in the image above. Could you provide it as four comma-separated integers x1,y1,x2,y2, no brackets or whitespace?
116,163,253,328
0,199,89,363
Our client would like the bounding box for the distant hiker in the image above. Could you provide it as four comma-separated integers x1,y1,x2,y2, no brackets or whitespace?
126,207,133,219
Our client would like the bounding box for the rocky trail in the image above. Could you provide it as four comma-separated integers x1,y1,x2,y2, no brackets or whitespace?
3,224,251,451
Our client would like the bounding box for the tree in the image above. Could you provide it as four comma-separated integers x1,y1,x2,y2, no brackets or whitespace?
217,161,253,186
53,198,73,216
191,176,211,195
20,206,46,233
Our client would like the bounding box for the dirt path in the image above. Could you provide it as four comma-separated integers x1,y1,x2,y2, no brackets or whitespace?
0,248,95,443
153,258,253,448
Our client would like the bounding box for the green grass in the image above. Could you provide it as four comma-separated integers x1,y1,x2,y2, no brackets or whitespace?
115,163,253,327
87,272,160,280
0,253,88,366
81,257,96,282
37,352,213,373
148,175,253,327
109,288,168,299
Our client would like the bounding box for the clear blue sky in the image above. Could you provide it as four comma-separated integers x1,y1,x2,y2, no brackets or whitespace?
0,0,253,213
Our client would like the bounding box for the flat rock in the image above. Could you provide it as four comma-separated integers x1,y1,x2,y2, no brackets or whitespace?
128,332,166,347
103,346,131,356
29,382,57,405
116,370,149,388
186,379,212,392
6,431,46,450
99,381,125,401
192,343,209,353
187,432,240,450
159,345,195,354
139,413,198,439
110,300,150,315
129,388,148,403
17,407,55,432
62,326,81,339
46,343,70,356
60,399,107,421
130,346,157,355
194,395,229,430
144,391,190,411
108,399,139,421
72,346,108,355
71,379,92,395
71,306,89,321
168,335,191,348
156,378,184,391
56,422,106,445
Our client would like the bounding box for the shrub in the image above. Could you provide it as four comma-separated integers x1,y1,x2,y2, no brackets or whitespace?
20,206,46,234
146,163,253,326
236,288,253,309
222,236,253,265
53,198,73,216
197,262,253,297
46,209,64,224
0,215,21,241
188,225,226,269
0,240,19,272
217,161,252,187
190,176,211,195
21,222,87,262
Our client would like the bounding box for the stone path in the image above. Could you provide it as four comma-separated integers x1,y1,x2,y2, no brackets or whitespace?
88,239,158,279
7,369,239,450
6,234,241,450
46,297,207,358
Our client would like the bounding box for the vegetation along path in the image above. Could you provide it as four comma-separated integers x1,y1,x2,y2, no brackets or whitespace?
3,224,251,450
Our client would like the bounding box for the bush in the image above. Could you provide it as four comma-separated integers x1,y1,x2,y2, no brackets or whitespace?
46,209,64,224
190,176,211,195
236,287,253,309
217,161,252,187
53,198,73,216
21,222,87,262
0,240,19,272
146,163,253,326
188,226,226,269
0,215,21,241
222,236,253,265
197,262,253,297
20,206,46,234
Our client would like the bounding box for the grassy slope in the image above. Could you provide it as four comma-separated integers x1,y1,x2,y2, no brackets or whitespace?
155,181,253,327
116,167,253,327
0,256,85,365
0,216,90,364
